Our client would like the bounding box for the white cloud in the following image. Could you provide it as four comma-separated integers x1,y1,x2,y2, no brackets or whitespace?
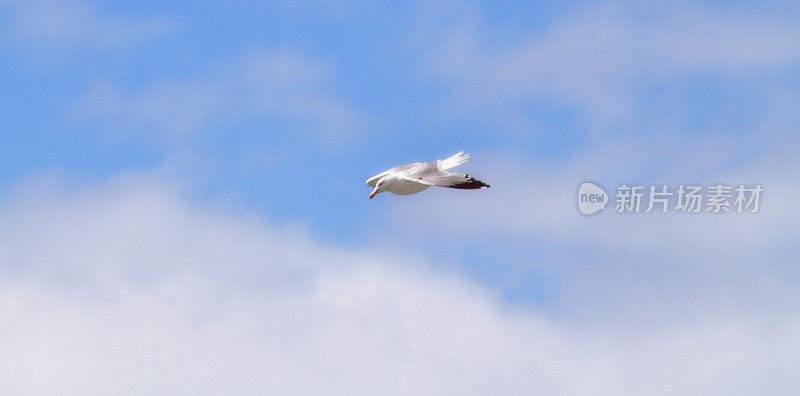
71,49,365,149
1,172,799,394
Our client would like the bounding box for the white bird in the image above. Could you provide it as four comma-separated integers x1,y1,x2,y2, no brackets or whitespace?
366,151,490,199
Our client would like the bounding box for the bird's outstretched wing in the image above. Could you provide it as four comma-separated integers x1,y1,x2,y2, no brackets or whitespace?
401,160,489,189
408,173,490,189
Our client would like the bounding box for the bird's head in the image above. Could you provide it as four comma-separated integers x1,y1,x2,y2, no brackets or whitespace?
369,176,390,199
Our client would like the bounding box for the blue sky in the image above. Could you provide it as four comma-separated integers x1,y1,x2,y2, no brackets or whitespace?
2,0,800,393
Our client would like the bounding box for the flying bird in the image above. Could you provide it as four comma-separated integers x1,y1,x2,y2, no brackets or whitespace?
366,151,490,199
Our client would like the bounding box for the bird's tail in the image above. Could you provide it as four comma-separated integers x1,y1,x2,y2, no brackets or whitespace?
440,151,469,170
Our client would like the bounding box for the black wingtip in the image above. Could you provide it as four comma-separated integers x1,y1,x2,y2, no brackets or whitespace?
449,177,490,189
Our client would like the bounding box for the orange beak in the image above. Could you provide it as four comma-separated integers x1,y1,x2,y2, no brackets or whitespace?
369,189,378,199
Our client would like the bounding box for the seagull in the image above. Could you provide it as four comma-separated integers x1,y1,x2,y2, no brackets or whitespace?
366,151,490,199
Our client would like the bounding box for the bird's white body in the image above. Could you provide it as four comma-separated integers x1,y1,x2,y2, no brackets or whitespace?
381,176,430,195
365,152,489,199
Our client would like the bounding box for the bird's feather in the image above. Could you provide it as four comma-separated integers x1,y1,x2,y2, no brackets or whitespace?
438,151,469,170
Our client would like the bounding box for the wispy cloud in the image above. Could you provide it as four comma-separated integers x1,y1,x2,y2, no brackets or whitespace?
419,1,800,125
71,48,366,149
